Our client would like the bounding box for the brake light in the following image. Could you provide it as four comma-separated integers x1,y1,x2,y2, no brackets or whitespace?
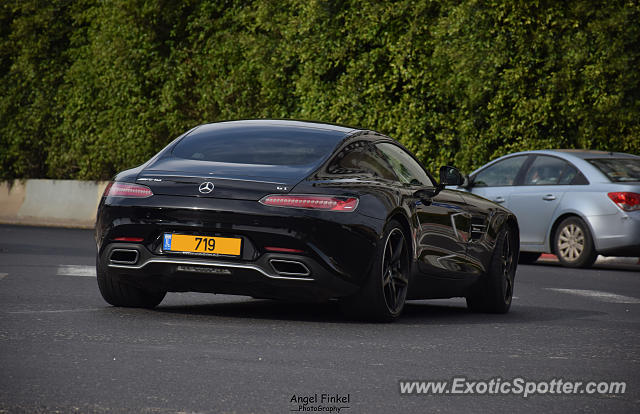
259,195,358,211
264,246,305,253
104,182,153,198
113,237,144,242
608,192,640,211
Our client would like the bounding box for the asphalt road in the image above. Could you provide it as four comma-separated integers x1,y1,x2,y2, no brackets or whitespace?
0,224,638,414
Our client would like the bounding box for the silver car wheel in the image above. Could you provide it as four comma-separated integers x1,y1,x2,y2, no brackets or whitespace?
557,223,584,262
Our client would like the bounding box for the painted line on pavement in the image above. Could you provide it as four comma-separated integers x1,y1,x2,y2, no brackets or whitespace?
545,288,640,304
7,308,105,314
57,265,96,277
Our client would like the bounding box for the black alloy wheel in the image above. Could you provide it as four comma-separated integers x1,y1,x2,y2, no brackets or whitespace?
467,227,517,313
381,228,410,315
500,230,515,304
341,220,410,321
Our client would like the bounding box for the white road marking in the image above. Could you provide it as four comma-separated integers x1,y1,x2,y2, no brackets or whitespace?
0,273,7,280
57,265,96,277
7,308,104,314
545,288,640,304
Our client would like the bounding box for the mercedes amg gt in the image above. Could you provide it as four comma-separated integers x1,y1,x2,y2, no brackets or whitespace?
95,120,519,321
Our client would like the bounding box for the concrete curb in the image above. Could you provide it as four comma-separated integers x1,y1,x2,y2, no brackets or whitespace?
0,180,109,229
538,253,640,267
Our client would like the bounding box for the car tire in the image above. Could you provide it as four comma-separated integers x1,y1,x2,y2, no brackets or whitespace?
341,220,410,322
96,257,166,308
553,217,597,268
466,226,517,314
518,252,541,265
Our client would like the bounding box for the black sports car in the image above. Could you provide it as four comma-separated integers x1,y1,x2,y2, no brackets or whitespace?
96,120,519,321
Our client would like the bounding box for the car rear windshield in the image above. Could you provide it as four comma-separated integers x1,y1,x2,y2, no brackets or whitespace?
587,158,640,182
172,125,345,166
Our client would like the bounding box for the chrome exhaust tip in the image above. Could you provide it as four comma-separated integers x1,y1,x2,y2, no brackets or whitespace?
109,249,139,265
269,259,311,277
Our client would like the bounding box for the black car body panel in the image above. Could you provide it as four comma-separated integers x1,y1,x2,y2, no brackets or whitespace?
96,120,518,306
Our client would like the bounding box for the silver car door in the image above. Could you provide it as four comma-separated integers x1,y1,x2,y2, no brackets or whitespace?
469,155,530,208
508,155,577,246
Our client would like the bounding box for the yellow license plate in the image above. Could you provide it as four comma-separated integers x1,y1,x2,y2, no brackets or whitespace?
163,233,242,256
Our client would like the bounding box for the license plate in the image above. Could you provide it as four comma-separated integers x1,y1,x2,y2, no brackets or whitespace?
163,233,242,256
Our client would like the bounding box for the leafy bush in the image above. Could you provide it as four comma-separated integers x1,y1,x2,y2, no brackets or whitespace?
1,0,638,180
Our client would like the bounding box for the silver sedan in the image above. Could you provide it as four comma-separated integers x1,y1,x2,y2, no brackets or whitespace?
456,150,640,267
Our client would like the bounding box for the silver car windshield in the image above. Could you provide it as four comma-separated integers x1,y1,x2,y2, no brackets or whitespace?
587,158,640,182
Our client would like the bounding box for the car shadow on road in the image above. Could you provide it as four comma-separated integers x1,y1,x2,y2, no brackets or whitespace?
152,297,604,325
401,301,604,325
156,299,347,323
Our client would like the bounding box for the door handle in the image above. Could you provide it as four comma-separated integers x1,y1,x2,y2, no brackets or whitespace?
542,194,556,201
494,196,505,203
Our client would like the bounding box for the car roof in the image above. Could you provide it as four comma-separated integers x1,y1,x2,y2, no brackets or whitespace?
492,149,637,159
470,149,639,183
550,149,639,159
195,119,358,135
478,149,638,166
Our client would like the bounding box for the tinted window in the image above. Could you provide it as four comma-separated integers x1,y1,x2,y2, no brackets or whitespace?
558,165,579,185
523,156,571,186
588,158,640,182
375,143,433,186
327,141,397,180
473,156,527,187
173,125,344,166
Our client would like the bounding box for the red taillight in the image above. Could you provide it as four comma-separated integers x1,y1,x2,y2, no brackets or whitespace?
113,237,144,242
104,182,153,198
259,195,358,212
608,192,640,211
264,246,305,253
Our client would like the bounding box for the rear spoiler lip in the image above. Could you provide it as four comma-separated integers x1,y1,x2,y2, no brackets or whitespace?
136,174,290,186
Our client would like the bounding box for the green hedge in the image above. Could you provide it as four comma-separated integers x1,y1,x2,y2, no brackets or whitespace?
1,0,638,181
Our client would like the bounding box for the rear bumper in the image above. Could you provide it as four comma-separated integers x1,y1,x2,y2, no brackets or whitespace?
99,244,358,301
100,243,359,301
96,195,383,300
588,211,640,257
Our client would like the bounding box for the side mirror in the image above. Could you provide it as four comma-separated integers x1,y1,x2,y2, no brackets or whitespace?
439,165,464,186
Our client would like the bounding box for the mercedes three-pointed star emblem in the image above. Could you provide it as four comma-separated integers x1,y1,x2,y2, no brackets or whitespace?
198,181,214,194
